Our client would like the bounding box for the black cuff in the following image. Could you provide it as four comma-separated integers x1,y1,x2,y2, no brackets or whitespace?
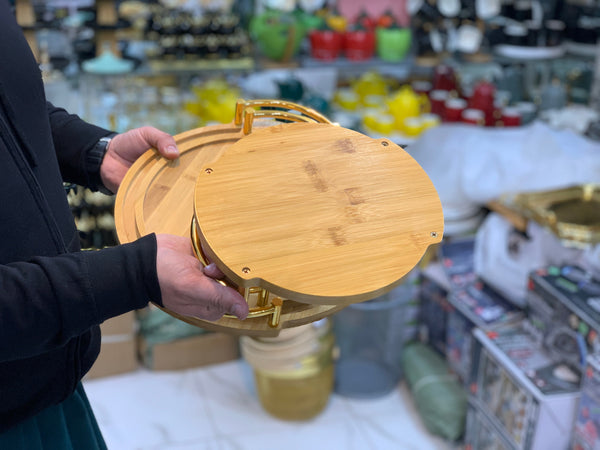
85,132,117,194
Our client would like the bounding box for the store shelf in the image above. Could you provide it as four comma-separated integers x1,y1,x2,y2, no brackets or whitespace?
146,57,255,74
300,56,415,79
494,44,565,61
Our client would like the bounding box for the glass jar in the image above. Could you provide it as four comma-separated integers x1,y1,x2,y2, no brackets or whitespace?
240,319,335,421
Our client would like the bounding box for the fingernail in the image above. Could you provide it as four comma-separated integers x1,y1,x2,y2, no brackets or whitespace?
166,145,179,156
231,304,247,320
202,263,216,276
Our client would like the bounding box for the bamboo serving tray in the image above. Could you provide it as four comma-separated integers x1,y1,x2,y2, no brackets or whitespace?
194,122,444,303
115,100,444,336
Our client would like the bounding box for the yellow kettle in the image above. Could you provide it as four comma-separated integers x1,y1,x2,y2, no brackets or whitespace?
387,85,430,132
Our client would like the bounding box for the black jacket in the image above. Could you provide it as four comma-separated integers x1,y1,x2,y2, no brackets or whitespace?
0,2,161,431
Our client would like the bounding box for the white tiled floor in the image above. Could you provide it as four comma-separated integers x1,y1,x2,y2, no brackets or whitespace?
84,360,455,450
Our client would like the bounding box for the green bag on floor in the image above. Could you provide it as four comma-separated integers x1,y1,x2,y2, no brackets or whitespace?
402,342,467,441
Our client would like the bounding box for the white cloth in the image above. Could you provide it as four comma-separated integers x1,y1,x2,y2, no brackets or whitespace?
407,121,600,211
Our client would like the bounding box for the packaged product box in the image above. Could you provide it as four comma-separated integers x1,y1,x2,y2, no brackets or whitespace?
419,262,453,356
571,352,600,450
464,396,516,450
419,237,477,357
85,311,139,379
136,305,240,371
466,323,580,450
446,279,523,385
138,332,240,371
438,236,478,290
527,265,600,370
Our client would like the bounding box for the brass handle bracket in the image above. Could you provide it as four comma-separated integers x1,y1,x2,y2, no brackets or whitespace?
190,217,283,327
234,99,332,134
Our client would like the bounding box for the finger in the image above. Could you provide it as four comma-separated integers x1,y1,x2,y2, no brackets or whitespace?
201,279,249,320
216,282,249,320
202,263,226,279
140,126,179,159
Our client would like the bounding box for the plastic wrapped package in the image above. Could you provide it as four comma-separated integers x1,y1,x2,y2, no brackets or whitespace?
402,342,467,442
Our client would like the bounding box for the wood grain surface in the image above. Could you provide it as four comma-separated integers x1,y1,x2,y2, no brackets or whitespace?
194,122,444,305
114,123,246,243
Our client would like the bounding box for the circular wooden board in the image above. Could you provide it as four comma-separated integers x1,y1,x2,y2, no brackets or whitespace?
114,123,246,243
194,122,444,305
114,122,346,336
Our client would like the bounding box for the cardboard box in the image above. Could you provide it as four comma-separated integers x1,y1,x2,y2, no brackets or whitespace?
138,332,240,371
85,339,138,380
99,310,137,335
85,312,139,379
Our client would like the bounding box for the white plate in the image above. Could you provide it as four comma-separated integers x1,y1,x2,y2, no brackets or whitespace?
494,44,565,60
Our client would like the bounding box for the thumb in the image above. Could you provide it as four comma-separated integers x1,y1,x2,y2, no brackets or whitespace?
139,126,179,159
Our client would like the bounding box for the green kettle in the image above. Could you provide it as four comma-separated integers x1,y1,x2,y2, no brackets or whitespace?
250,10,307,62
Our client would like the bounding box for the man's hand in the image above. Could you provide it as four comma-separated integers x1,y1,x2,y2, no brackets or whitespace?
100,126,179,193
155,234,249,321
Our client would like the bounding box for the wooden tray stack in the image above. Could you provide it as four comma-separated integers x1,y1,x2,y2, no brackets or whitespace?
115,100,444,336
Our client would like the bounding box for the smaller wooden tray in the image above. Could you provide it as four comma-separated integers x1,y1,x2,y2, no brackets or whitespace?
194,122,444,304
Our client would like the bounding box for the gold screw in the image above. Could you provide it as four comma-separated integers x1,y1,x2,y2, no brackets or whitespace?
242,267,251,273
205,168,213,174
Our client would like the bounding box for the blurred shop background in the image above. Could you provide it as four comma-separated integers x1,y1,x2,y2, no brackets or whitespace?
12,0,600,448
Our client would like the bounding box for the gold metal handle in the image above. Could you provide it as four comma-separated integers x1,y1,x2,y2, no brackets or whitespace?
190,217,283,327
234,99,332,134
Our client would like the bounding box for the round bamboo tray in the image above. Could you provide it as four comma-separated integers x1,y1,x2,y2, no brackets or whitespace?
115,100,444,336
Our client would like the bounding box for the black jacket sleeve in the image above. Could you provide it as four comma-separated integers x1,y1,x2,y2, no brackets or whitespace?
47,102,114,189
0,234,162,363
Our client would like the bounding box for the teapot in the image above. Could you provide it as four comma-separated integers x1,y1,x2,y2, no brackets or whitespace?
249,10,307,62
387,85,430,130
276,77,305,102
